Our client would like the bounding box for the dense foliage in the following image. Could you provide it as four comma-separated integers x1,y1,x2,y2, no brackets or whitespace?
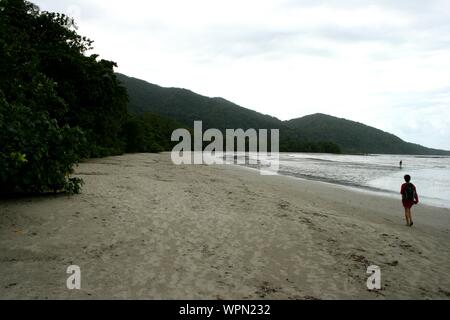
123,113,189,153
0,0,175,194
0,96,85,193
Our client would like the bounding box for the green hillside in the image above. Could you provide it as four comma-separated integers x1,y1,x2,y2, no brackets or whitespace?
117,73,285,130
116,73,341,153
117,73,449,156
285,114,450,155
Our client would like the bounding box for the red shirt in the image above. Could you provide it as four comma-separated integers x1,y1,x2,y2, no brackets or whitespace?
400,183,419,205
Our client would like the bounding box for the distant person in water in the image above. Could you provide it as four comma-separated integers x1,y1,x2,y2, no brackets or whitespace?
399,160,403,168
401,175,419,227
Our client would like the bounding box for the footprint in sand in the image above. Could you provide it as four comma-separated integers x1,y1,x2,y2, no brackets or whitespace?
278,200,291,210
349,254,370,265
255,281,281,298
302,209,329,218
382,234,422,255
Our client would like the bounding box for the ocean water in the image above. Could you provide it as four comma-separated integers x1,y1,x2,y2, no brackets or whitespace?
239,153,450,209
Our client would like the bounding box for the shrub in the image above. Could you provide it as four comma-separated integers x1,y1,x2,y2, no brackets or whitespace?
0,97,85,194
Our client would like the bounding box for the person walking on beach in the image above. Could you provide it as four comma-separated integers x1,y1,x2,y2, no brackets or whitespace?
401,175,419,227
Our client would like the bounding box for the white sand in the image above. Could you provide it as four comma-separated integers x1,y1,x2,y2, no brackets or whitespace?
0,153,449,299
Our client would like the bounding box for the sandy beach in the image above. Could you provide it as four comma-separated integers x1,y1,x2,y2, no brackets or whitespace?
0,153,449,299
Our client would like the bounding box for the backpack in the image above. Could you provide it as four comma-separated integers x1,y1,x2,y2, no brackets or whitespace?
403,183,415,201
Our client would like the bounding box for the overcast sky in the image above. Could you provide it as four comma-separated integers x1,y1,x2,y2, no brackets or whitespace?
34,0,450,150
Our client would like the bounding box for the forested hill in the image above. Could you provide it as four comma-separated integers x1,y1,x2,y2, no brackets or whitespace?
117,73,450,156
286,114,450,155
116,73,285,131
116,73,341,153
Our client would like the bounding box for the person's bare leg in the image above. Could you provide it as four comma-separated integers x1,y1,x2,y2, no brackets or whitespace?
408,209,414,226
404,208,410,226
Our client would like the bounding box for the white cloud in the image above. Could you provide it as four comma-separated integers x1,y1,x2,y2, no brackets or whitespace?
34,0,450,150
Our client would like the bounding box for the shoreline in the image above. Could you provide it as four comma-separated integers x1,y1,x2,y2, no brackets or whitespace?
224,151,450,210
1,153,449,299
227,162,450,233
231,160,450,211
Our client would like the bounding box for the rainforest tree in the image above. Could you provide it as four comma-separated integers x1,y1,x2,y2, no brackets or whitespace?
0,0,128,193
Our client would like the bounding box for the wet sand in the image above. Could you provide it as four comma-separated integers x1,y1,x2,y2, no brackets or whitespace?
0,153,449,299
